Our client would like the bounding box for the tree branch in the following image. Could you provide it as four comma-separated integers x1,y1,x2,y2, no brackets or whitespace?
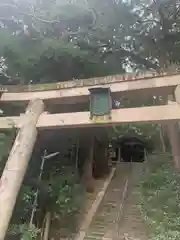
103,45,159,70
0,3,97,27
137,19,160,25
0,3,63,24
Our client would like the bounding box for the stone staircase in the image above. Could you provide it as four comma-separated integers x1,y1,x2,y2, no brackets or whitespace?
117,164,149,240
83,163,149,240
117,191,148,240
84,163,130,240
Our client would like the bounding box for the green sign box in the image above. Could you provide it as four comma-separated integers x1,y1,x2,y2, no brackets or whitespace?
89,87,112,120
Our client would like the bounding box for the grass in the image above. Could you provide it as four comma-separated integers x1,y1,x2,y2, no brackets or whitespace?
137,153,180,240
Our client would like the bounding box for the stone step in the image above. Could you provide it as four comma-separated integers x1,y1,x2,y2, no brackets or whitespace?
82,164,148,240
84,165,129,240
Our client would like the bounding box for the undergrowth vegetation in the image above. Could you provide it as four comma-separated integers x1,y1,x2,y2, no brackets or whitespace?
0,131,86,239
138,153,180,240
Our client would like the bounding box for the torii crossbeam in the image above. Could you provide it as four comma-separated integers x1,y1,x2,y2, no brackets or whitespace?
1,73,180,104
0,105,180,129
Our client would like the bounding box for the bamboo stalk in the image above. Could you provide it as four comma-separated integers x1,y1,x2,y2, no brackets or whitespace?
159,125,166,153
29,150,47,226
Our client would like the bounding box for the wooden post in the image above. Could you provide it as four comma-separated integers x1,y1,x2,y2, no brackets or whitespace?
167,93,180,169
0,99,44,240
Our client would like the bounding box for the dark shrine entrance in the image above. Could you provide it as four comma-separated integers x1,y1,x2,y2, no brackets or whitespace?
111,134,147,163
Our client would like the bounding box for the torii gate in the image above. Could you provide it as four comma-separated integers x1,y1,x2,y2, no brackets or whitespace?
0,72,180,239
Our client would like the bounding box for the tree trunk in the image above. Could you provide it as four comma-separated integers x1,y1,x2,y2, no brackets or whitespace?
167,122,180,169
93,139,109,178
82,136,94,192
168,93,180,169
0,99,44,240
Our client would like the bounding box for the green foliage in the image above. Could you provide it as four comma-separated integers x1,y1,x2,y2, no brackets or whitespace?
21,225,40,240
108,96,165,151
0,29,99,83
9,224,40,240
0,129,16,172
0,1,125,84
0,28,124,83
50,169,85,219
1,0,180,84
112,123,159,139
88,0,180,71
138,153,180,240
8,159,85,238
0,127,85,238
12,185,36,223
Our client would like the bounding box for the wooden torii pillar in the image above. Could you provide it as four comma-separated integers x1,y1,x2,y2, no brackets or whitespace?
167,86,180,169
0,99,44,240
